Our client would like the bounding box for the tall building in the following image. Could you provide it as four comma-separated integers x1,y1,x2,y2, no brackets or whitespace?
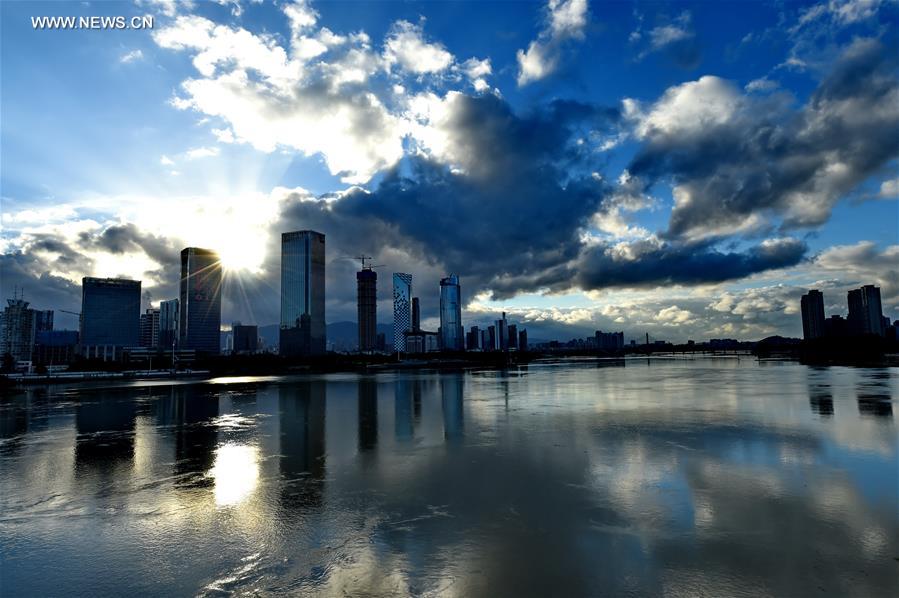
232,323,258,353
0,297,36,364
467,325,481,350
800,290,826,340
280,231,326,356
81,277,141,360
139,308,161,348
393,273,413,352
595,330,625,351
33,310,53,335
439,274,464,351
494,312,508,351
411,297,421,332
158,298,179,349
508,324,518,350
848,285,885,336
179,248,222,353
357,268,377,352
518,329,528,351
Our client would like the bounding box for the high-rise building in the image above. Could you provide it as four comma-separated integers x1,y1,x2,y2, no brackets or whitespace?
158,298,179,349
800,290,826,340
518,329,528,351
494,312,508,351
0,298,36,364
393,273,413,352
412,297,421,332
280,231,326,356
467,325,480,350
139,308,161,348
595,330,625,351
487,325,496,351
33,310,53,335
508,324,518,350
179,248,222,353
81,277,141,360
232,323,258,353
357,268,377,352
847,285,885,336
32,330,79,366
439,274,464,351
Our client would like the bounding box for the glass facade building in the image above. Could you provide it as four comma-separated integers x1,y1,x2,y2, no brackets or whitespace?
179,248,222,354
81,277,141,359
158,298,179,349
439,274,464,351
393,273,412,352
280,231,326,356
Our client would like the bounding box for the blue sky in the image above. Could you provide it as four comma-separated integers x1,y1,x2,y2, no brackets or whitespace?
1,0,897,341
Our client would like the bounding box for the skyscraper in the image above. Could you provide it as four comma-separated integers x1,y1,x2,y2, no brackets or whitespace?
139,308,161,348
158,298,179,349
439,274,464,351
179,247,222,353
357,268,377,352
412,297,421,332
494,311,508,351
393,273,412,352
847,285,885,336
280,231,326,356
81,277,141,360
800,290,825,340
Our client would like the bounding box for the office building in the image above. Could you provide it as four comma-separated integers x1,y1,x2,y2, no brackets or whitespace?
179,248,222,354
139,308,161,348
467,325,480,350
439,274,464,351
158,298,179,350
81,277,141,360
32,330,79,366
393,273,413,352
412,297,421,332
487,325,496,351
33,310,53,335
280,231,326,356
800,290,826,340
508,324,518,350
232,323,258,353
518,329,528,351
357,268,377,352
848,285,885,336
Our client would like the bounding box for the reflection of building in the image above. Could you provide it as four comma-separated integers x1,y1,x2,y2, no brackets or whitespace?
394,379,414,442
232,323,258,353
157,386,219,487
75,394,137,473
441,375,464,441
847,285,884,336
158,298,179,349
358,378,378,451
81,277,141,360
357,268,377,352
439,275,464,351
180,248,222,353
279,382,326,507
139,308,161,348
393,273,412,352
800,290,825,340
281,231,326,356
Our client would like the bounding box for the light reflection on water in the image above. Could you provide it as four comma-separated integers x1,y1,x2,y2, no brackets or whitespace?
0,358,897,597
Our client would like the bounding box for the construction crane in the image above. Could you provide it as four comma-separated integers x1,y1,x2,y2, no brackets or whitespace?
352,255,384,270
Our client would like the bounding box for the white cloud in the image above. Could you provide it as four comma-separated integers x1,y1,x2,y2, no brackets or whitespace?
211,127,235,143
383,20,454,74
185,146,219,159
516,0,589,86
745,77,779,93
877,177,899,199
119,49,144,64
160,155,175,165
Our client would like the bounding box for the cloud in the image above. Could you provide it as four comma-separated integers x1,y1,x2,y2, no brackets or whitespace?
631,11,699,67
119,49,144,64
877,177,899,199
516,0,589,86
184,146,219,159
814,241,899,308
625,38,899,241
383,20,454,74
160,154,175,165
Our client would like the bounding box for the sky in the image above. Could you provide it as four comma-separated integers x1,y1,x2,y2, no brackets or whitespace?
1,0,897,343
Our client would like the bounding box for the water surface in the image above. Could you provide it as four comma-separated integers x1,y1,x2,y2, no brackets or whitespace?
1,358,897,596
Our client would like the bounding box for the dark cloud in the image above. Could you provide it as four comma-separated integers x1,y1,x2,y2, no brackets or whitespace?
628,37,899,240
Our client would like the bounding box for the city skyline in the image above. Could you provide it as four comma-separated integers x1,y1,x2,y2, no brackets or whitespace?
1,0,897,344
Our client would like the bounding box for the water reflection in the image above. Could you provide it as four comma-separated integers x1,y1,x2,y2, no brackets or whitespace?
1,362,897,597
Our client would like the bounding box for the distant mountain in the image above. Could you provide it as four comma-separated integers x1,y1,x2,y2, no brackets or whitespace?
255,321,392,352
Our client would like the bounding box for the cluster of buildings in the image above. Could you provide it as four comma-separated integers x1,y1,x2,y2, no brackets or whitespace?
800,284,897,340
1,229,531,371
